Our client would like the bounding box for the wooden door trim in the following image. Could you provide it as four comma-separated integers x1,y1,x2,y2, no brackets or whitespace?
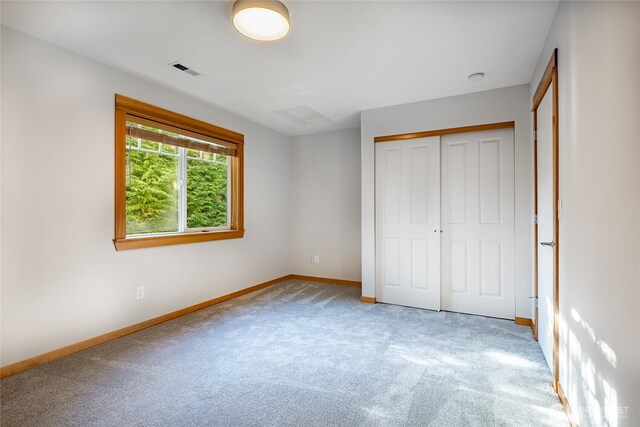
532,108,539,342
532,48,560,392
532,51,557,111
374,121,514,143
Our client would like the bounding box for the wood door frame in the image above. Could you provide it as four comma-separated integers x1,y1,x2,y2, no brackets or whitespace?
374,121,514,143
532,48,559,392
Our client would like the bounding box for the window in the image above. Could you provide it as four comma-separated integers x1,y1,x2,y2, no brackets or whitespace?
114,95,244,250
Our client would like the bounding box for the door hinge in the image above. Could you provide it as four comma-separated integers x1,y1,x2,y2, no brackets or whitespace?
529,296,539,308
534,214,538,225
533,129,537,141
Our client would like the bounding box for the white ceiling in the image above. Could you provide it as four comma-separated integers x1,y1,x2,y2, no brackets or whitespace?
1,1,558,136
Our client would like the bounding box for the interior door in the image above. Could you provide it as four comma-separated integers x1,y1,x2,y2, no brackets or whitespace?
375,137,441,310
440,128,515,319
536,89,554,372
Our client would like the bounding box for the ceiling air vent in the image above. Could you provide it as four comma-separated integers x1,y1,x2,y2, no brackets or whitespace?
169,62,200,76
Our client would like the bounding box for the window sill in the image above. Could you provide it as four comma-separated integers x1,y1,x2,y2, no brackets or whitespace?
113,229,245,250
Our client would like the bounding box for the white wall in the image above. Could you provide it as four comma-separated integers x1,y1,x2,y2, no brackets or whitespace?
530,2,640,426
0,27,293,366
290,129,361,281
361,85,534,319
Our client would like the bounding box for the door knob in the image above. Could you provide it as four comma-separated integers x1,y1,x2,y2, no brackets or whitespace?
540,241,555,247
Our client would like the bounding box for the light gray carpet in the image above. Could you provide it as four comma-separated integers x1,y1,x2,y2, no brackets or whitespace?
1,279,567,426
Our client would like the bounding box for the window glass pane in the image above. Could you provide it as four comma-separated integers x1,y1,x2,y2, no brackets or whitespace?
187,149,200,159
140,139,159,151
126,135,179,235
161,143,178,155
187,155,228,229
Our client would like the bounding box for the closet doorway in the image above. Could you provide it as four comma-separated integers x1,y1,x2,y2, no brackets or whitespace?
375,123,516,319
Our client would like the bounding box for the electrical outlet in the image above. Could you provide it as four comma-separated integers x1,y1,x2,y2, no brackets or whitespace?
136,286,145,300
314,255,320,264
309,256,314,263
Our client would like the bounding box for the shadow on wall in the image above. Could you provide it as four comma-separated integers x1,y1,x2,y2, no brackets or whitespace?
560,309,627,426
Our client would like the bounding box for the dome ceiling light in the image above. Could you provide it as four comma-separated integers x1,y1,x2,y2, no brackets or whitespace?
232,0,290,42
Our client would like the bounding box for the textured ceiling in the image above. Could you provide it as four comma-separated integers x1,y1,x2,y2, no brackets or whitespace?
1,1,558,136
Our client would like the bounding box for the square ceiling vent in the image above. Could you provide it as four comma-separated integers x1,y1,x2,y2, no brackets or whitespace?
273,105,331,126
168,61,200,76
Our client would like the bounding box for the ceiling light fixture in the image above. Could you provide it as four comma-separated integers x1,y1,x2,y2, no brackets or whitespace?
232,0,290,42
468,72,485,82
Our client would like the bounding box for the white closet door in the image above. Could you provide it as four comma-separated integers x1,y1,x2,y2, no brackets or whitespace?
537,89,555,372
441,128,515,319
375,137,441,310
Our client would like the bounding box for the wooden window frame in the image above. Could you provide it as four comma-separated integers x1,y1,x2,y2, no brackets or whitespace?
113,95,245,250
